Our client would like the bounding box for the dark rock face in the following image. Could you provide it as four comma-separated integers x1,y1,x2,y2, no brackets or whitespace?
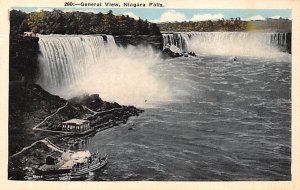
69,94,105,111
162,48,197,58
114,35,163,50
188,51,196,56
162,48,183,58
9,82,68,156
9,36,40,82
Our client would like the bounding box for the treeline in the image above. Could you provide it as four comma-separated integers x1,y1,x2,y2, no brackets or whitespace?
10,9,161,36
248,19,291,33
157,18,247,32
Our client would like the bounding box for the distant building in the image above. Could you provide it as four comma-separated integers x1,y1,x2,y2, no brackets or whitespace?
62,119,90,133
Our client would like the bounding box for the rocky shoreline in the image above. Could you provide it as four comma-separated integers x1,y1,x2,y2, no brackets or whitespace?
8,35,148,180
9,35,144,179
9,82,143,180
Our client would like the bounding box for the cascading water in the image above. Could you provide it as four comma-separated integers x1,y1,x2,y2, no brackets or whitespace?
162,33,190,52
162,32,289,57
38,35,117,89
37,34,170,107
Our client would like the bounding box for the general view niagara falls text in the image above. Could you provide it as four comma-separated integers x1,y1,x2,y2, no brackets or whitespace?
8,8,291,181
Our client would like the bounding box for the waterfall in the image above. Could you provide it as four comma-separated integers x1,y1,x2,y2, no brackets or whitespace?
38,35,118,89
37,34,170,106
162,33,189,52
162,32,289,57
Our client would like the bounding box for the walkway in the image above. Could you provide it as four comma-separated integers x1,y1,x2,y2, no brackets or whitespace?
10,138,74,158
33,102,68,130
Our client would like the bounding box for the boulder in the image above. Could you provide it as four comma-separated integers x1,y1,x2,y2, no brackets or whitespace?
163,47,183,58
188,51,196,56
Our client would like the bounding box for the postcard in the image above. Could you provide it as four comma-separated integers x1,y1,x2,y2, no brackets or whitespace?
0,0,299,189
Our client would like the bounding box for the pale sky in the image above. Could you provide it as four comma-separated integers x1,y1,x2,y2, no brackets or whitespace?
13,7,292,22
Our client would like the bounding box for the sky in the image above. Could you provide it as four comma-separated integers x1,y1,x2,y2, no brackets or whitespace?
12,7,291,22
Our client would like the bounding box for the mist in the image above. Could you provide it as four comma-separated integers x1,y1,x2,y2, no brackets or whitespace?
62,45,171,107
163,32,290,59
37,35,171,108
189,32,287,58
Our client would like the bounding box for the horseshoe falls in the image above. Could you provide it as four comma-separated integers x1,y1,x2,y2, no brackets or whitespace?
162,32,289,58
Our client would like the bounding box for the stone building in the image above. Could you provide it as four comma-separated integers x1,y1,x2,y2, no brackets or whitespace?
61,119,90,133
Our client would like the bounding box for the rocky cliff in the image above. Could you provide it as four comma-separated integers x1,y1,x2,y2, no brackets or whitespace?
9,36,40,82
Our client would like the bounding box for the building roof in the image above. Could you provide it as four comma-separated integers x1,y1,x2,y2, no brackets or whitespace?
47,151,62,159
62,119,89,125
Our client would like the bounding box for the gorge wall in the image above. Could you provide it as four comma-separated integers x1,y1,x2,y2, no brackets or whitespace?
9,36,40,82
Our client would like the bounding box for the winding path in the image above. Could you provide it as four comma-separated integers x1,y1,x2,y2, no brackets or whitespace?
83,106,123,119
83,105,99,114
33,102,68,130
11,103,123,158
10,102,69,158
10,140,43,158
10,138,73,158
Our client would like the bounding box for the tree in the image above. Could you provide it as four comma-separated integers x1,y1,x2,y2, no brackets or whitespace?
10,10,28,35
50,9,67,34
149,23,160,35
140,19,149,34
125,16,135,35
10,9,162,35
27,11,45,33
64,12,78,34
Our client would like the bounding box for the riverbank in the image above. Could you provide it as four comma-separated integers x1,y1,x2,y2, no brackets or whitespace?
8,82,143,180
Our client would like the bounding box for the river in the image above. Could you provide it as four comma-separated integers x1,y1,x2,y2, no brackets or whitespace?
86,54,291,181
38,32,291,180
